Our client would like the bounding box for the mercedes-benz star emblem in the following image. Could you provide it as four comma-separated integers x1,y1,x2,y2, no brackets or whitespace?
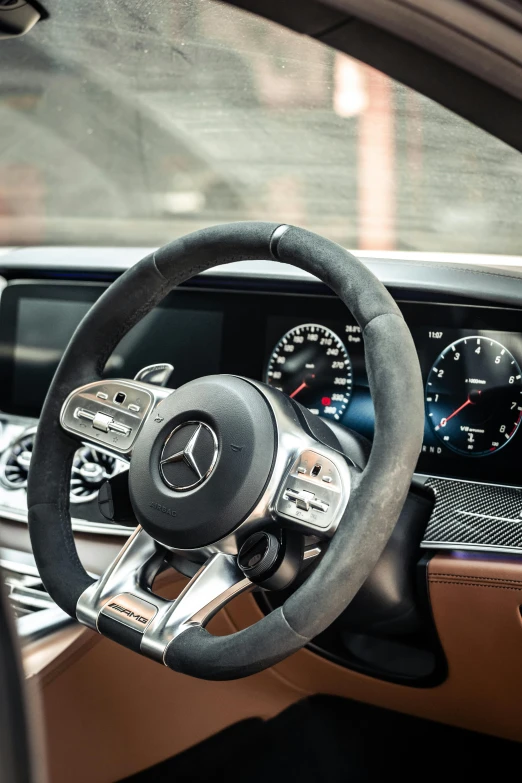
159,421,218,491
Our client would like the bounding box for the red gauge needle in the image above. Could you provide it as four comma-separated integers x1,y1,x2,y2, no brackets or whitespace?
439,393,477,428
289,381,307,399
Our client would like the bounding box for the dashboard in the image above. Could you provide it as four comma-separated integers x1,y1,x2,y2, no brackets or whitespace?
1,251,522,562
2,281,522,486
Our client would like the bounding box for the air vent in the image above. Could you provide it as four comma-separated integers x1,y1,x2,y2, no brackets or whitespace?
0,430,121,503
0,431,34,488
70,446,118,504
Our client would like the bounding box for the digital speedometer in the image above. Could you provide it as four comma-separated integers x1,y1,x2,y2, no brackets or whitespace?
265,323,352,420
426,335,522,456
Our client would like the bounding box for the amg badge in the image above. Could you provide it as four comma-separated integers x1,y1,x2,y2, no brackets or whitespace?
100,593,157,633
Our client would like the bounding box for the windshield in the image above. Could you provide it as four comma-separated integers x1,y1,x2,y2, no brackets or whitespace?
0,0,521,255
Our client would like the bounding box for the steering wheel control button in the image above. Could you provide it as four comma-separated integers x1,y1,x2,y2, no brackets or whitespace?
284,488,328,513
61,379,156,454
160,422,218,491
238,532,279,582
275,449,346,535
100,593,157,633
295,489,315,511
238,530,304,591
93,411,113,432
310,499,329,513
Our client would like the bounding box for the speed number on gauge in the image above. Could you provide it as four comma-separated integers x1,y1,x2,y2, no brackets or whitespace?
426,336,522,456
266,323,352,420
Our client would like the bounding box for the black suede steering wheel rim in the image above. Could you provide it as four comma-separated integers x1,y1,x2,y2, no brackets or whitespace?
27,222,424,680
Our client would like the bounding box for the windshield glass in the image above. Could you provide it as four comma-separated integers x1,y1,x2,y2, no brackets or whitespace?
1,0,521,255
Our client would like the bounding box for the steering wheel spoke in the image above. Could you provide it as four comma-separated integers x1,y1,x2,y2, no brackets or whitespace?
60,378,171,457
77,526,252,662
142,552,252,663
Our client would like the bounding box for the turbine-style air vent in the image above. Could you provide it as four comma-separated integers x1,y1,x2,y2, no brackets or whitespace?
70,445,119,503
0,431,121,503
0,431,35,488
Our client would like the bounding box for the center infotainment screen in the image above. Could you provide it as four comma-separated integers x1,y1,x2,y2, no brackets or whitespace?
0,283,223,417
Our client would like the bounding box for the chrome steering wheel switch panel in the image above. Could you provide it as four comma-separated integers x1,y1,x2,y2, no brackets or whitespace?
60,379,167,455
276,449,345,533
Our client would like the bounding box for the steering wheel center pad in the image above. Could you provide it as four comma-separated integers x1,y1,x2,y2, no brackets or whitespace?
130,375,276,549
27,222,424,679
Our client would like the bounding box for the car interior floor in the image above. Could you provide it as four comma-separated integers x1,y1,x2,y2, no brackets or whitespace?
119,695,521,782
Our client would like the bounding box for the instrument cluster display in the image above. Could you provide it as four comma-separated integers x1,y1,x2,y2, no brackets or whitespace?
265,302,522,486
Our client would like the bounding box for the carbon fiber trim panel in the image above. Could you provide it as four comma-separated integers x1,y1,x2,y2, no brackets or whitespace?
421,477,522,553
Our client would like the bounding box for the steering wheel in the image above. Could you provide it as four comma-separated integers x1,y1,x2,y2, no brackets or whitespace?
27,223,423,680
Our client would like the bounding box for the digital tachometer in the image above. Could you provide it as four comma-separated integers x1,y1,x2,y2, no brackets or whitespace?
426,336,522,456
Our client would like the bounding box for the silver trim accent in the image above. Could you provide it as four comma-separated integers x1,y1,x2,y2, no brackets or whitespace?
0,505,134,536
17,606,74,642
77,537,322,663
159,422,218,491
76,526,167,631
0,546,77,641
419,540,522,555
454,509,522,525
0,547,40,577
415,471,522,493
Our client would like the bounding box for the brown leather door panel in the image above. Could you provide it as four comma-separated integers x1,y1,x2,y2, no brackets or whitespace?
427,552,522,739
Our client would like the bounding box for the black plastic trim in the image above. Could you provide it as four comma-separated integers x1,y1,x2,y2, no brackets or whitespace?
256,550,448,688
